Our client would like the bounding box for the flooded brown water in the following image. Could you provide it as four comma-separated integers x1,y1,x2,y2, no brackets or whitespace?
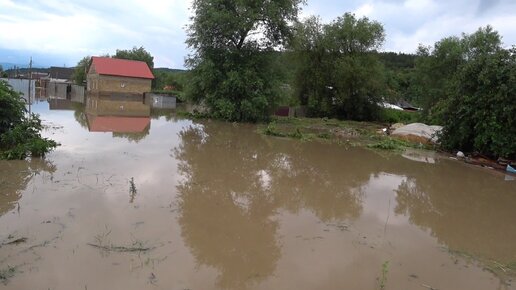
0,97,515,290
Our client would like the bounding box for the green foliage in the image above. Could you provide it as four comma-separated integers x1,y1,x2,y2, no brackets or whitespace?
113,46,154,70
291,13,386,121
378,52,417,70
439,45,516,158
1,114,58,160
153,70,188,91
411,37,465,121
368,137,411,151
379,261,389,290
72,56,91,85
0,81,25,135
410,26,514,158
379,109,421,124
263,122,287,137
0,81,58,160
185,0,303,122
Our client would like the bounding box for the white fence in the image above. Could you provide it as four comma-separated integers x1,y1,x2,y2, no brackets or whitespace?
0,78,35,102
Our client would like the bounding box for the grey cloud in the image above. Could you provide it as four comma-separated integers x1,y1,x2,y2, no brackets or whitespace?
478,0,501,14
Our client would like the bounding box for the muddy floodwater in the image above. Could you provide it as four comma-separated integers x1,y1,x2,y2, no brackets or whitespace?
1,97,515,290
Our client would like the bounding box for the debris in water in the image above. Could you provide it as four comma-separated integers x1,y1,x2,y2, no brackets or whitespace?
421,284,438,290
129,177,137,203
148,272,158,285
0,237,28,247
87,243,154,253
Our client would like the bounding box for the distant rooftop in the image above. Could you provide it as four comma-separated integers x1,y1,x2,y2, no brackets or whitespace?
49,66,74,80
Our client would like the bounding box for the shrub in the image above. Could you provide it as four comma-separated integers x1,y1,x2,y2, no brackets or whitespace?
0,81,58,160
379,108,421,124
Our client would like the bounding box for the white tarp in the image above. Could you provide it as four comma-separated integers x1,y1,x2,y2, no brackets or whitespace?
380,102,403,110
392,123,443,143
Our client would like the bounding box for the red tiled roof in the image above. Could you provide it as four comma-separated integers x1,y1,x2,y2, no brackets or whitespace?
87,115,151,133
91,57,154,79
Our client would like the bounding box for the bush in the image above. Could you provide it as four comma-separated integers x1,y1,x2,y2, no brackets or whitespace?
0,81,25,135
367,137,411,151
0,81,58,160
379,108,421,124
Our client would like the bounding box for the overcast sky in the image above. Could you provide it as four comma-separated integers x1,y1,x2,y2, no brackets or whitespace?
0,0,515,68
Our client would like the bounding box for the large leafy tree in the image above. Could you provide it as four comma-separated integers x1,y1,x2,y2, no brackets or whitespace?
185,0,304,122
410,37,465,122
291,13,386,120
113,46,154,70
413,26,515,158
439,45,515,158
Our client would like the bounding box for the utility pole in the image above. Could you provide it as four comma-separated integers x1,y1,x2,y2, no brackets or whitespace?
28,57,32,115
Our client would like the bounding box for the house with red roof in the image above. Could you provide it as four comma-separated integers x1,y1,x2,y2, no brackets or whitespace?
87,57,154,95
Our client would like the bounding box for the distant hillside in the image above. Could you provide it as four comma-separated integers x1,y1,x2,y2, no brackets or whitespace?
1,62,47,70
377,52,418,69
5,67,50,74
154,67,187,73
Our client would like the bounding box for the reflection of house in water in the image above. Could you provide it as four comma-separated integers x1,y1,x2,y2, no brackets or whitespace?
87,116,150,133
85,93,151,141
48,98,75,110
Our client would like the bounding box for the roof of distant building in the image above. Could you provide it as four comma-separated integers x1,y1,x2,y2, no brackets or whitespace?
90,57,154,79
49,66,74,80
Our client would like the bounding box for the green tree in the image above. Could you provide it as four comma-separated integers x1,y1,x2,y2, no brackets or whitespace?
413,26,515,158
0,65,6,78
72,56,91,85
185,0,304,122
113,46,154,70
411,37,465,122
439,45,515,158
291,13,386,120
0,81,58,159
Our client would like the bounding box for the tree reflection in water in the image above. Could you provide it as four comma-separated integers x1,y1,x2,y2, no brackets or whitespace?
394,161,516,264
0,159,56,217
174,121,371,289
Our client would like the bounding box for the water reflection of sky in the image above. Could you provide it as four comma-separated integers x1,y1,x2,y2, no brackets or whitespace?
33,99,191,199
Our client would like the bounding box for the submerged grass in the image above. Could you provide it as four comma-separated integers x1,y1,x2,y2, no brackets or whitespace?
129,177,137,203
378,261,389,290
0,266,17,284
88,227,154,253
260,117,384,144
445,247,516,285
367,137,412,151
